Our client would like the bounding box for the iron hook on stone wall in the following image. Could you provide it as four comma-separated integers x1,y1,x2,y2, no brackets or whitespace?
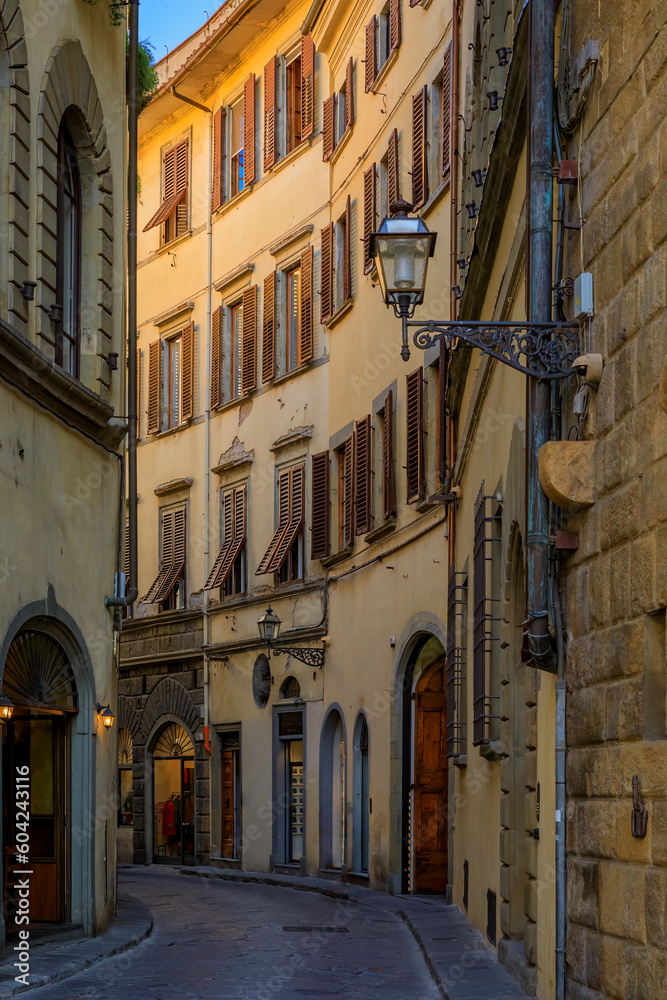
631,775,648,839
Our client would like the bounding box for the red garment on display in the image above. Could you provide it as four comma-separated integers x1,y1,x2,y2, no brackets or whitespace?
162,799,176,835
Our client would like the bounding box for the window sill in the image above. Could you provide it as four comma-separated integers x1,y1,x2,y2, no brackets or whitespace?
453,754,468,769
371,47,399,95
420,174,451,220
156,230,193,256
415,497,442,514
272,356,328,386
321,546,354,568
152,419,194,439
214,184,253,218
324,297,354,330
364,519,397,544
479,740,504,762
213,390,256,414
328,125,354,167
268,135,317,177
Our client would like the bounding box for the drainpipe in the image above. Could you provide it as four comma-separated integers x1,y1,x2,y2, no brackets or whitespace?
169,86,213,757
300,0,325,35
450,0,460,322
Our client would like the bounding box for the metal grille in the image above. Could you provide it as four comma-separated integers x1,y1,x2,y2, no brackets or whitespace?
153,723,194,759
473,483,502,746
487,889,497,945
118,727,133,765
446,564,468,757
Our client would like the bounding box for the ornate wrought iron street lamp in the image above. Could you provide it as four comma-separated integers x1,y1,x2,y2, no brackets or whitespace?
370,200,581,378
257,607,325,668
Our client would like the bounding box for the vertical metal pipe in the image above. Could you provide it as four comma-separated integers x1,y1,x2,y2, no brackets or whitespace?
450,0,460,321
126,0,140,607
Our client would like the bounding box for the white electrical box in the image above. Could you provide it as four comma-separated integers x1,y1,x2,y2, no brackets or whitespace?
574,271,594,319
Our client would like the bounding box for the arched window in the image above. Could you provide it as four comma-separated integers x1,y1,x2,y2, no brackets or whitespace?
56,119,81,377
118,728,133,828
279,676,301,700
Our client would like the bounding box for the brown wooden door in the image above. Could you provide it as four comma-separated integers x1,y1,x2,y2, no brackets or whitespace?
221,751,236,859
414,657,448,892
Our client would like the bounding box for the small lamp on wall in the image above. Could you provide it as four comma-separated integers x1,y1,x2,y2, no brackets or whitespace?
96,703,115,729
0,691,14,721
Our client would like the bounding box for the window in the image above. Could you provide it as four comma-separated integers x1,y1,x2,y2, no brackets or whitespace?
336,437,354,550
166,334,181,429
276,709,304,864
447,564,468,759
323,59,354,163
406,367,425,503
56,120,81,377
230,300,243,399
230,95,245,197
205,484,246,597
379,389,396,520
265,35,315,170
142,505,187,609
286,264,301,371
143,139,189,244
334,196,352,311
215,285,258,404
365,0,400,92
212,76,256,212
147,324,194,434
473,485,502,746
256,465,305,583
277,249,313,374
320,223,334,323
286,53,302,153
118,729,133,827
428,45,452,189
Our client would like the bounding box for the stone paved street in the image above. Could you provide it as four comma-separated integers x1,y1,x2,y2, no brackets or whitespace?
26,868,440,1000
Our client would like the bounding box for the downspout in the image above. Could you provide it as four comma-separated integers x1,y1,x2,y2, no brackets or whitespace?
301,0,325,35
450,0,460,323
169,85,213,757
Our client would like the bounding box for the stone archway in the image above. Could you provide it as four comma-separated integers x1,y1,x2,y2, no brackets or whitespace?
319,705,347,872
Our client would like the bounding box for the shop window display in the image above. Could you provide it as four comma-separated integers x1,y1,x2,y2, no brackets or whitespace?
152,723,195,864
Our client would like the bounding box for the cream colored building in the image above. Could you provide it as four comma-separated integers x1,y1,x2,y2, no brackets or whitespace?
0,0,126,949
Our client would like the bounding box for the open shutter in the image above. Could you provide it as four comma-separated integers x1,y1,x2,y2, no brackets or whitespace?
164,147,176,200
343,435,354,548
320,223,334,323
205,490,234,590
412,86,428,209
300,246,314,363
211,306,222,408
147,340,161,434
383,389,397,519
256,470,291,574
181,321,194,422
262,271,276,383
244,74,256,185
438,338,449,484
144,506,186,604
241,286,258,394
136,348,142,440
142,509,173,602
355,415,372,535
388,128,399,211
264,56,278,171
311,451,330,559
365,16,377,92
363,164,376,274
406,367,424,503
301,33,315,140
265,466,304,574
143,147,182,232
442,42,452,177
345,57,355,129
175,140,189,237
343,195,352,302
212,108,225,211
323,94,335,162
389,0,401,53
205,486,246,590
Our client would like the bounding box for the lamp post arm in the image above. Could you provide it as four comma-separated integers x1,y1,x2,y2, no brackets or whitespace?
270,646,325,668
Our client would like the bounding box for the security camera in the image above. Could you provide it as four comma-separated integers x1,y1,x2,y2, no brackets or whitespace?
572,353,603,386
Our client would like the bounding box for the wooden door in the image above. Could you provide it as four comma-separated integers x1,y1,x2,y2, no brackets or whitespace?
414,657,448,892
221,751,236,858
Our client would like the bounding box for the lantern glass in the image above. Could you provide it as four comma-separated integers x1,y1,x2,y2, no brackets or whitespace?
370,213,436,316
102,709,115,729
0,694,14,721
258,606,281,645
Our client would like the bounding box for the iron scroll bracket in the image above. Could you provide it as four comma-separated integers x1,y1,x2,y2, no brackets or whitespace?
270,646,326,668
401,318,581,379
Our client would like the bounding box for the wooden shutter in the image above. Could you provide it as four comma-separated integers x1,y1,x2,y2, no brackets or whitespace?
148,339,161,434
388,128,399,211
438,338,449,484
320,223,334,323
244,74,256,185
175,140,189,236
311,450,330,559
181,321,194,421
343,435,354,548
164,147,176,199
412,86,428,209
264,56,278,171
205,485,246,590
256,469,291,574
323,94,335,162
211,305,222,408
363,164,376,274
365,15,377,92
262,272,276,383
355,415,372,535
143,506,186,604
300,245,314,363
301,33,315,140
410,0,421,8
267,466,304,572
343,195,352,302
136,347,142,440
442,42,452,178
345,57,355,129
212,108,225,211
241,285,258,394
383,389,397,519
389,0,401,53
406,367,424,502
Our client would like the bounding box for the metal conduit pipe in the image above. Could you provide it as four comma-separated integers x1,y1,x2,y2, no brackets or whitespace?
301,0,325,35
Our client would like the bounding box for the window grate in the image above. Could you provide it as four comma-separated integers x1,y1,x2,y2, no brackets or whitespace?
473,482,502,746
446,564,468,758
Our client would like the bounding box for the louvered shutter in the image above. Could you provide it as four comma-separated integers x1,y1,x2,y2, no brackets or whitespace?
148,340,161,434
124,520,130,587
320,223,334,323
412,86,428,209
262,272,276,383
212,108,225,211
241,286,258,394
365,16,377,92
164,147,176,199
323,94,335,162
363,164,376,274
343,195,352,302
175,140,189,236
406,367,424,503
301,33,315,140
244,74,256,185
410,0,421,8
355,415,372,535
145,506,187,604
205,490,234,590
383,389,397,519
311,451,330,559
268,465,304,571
442,42,452,177
256,469,291,574
211,306,222,407
181,321,194,421
205,485,246,590
136,347,142,440
388,128,399,211
345,57,355,129
343,436,354,547
264,56,278,171
389,0,401,53
438,338,449,484
300,246,314,363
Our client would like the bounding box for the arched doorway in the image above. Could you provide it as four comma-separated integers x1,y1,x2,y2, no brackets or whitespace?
319,707,346,872
352,714,370,874
2,629,78,929
151,723,195,865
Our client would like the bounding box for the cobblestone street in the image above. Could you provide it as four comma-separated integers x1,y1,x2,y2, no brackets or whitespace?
27,868,440,1000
